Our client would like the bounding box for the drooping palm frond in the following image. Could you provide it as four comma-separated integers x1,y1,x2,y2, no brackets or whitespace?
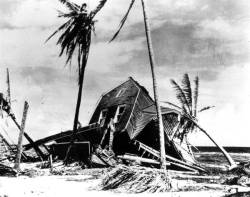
193,76,199,117
198,106,215,113
47,0,107,71
45,19,73,43
160,101,182,110
181,73,192,115
58,16,92,65
90,0,107,19
109,0,136,42
170,79,191,114
46,2,95,80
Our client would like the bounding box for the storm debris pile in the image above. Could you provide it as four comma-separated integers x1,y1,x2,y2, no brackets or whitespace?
100,165,172,193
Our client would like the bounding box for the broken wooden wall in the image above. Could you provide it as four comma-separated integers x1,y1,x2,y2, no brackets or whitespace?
89,78,139,131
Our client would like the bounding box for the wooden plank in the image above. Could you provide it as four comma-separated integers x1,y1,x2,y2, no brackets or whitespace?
117,154,167,165
24,123,100,150
134,140,206,172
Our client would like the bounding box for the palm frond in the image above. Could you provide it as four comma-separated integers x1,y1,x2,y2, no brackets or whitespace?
47,0,105,88
181,103,188,115
193,76,199,117
56,15,92,60
58,11,79,18
160,101,182,110
170,79,191,114
58,0,80,12
181,73,192,115
198,106,215,113
45,18,73,43
109,0,136,42
90,0,107,19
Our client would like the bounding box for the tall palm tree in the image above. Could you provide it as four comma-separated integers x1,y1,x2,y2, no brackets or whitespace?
47,0,107,163
166,73,237,169
110,0,167,170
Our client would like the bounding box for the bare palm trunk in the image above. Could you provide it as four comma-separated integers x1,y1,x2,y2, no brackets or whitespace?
14,101,29,171
141,0,166,170
48,1,108,164
194,122,237,169
64,66,85,163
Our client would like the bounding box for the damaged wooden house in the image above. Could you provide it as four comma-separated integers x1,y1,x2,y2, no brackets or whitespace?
24,77,205,172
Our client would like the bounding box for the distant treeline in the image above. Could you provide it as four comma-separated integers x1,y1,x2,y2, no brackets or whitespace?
193,146,250,153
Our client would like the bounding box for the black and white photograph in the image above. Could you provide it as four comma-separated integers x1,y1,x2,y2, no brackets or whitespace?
0,0,250,196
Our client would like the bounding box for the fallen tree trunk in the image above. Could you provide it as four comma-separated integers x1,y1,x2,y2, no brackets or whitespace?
192,121,237,169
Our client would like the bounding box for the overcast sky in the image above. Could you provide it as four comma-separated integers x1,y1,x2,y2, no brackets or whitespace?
0,0,250,146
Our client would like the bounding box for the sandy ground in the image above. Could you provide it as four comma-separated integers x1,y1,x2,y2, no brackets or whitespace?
0,175,226,197
0,162,250,197
1,174,250,197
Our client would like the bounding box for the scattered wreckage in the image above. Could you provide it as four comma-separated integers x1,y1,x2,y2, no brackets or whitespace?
0,76,237,173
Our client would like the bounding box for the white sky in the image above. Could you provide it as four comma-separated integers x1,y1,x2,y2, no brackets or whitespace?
0,0,250,146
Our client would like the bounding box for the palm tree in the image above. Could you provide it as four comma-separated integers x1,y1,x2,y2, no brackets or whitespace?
47,0,107,163
110,0,167,170
166,73,214,140
166,73,237,169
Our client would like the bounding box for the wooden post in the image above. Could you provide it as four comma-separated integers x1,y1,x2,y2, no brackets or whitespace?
99,129,108,147
10,114,46,160
108,119,115,151
14,101,29,171
49,154,53,172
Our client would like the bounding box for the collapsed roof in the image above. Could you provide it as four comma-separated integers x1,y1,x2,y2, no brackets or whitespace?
23,77,205,172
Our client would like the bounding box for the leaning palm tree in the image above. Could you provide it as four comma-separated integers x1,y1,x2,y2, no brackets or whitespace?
165,73,237,169
46,0,107,163
110,0,167,170
166,74,214,141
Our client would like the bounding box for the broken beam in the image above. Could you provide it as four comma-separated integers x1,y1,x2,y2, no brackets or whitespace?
10,113,46,160
134,140,206,172
117,154,167,165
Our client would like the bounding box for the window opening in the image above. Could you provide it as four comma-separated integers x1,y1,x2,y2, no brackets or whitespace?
114,105,126,123
98,109,107,126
